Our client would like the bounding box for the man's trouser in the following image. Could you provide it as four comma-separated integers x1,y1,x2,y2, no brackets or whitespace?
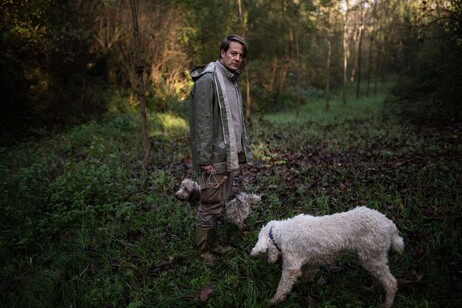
195,172,234,258
196,172,234,228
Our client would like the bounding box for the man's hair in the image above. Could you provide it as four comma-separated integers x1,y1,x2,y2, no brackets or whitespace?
219,34,248,59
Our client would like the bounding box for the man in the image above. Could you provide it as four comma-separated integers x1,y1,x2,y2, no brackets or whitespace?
189,34,253,266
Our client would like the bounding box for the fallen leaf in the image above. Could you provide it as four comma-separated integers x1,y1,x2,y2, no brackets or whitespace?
199,285,213,302
317,276,327,285
326,264,343,272
398,270,424,285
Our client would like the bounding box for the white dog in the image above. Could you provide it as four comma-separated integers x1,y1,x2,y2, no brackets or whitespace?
250,206,404,307
175,178,261,230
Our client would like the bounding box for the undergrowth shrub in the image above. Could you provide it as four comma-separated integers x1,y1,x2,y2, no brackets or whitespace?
1,92,461,307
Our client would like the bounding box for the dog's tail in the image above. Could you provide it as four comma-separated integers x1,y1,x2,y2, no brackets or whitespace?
390,225,404,254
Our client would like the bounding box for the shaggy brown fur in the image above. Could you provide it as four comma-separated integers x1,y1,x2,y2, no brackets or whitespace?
175,178,260,230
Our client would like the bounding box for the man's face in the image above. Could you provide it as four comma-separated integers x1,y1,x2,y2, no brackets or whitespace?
220,41,245,72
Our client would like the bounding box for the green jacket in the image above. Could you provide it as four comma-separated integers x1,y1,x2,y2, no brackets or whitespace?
189,61,252,175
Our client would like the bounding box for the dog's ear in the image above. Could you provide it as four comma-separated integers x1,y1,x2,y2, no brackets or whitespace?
183,179,194,191
267,244,280,263
250,226,270,257
265,222,281,263
189,188,200,204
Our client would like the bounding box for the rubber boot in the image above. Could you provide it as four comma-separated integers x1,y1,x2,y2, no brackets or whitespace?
211,243,233,255
210,229,233,255
196,226,216,266
208,214,233,255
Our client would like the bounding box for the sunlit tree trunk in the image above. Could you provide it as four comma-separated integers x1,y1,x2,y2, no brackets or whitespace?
295,29,301,117
374,47,381,95
366,0,377,97
130,0,150,167
342,0,350,105
268,59,278,93
366,31,374,97
278,61,288,94
355,1,364,99
325,6,333,110
237,0,253,121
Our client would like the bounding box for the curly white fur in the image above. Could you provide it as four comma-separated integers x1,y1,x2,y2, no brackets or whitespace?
250,206,404,307
175,178,260,230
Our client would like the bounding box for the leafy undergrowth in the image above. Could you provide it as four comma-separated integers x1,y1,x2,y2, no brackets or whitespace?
1,97,461,307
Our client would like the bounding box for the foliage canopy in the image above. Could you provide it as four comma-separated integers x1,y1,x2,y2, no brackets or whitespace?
1,0,461,145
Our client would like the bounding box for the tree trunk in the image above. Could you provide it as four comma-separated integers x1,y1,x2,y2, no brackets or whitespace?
325,7,332,110
295,29,301,118
130,0,150,167
237,0,252,121
355,2,364,100
366,0,377,97
374,47,381,95
366,33,374,97
342,1,350,105
268,58,278,93
350,25,359,83
278,61,288,94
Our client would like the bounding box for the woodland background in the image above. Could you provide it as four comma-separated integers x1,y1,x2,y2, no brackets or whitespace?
1,0,462,307
1,0,461,146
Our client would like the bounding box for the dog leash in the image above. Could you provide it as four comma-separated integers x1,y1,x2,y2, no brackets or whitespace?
202,164,228,188
269,226,281,252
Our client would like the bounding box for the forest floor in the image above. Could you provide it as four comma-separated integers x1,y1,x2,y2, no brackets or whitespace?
1,92,461,307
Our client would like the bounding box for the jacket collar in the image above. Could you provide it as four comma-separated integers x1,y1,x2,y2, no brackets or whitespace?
216,60,240,80
190,61,240,82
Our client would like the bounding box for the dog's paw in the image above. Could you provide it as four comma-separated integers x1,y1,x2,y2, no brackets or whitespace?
268,298,279,306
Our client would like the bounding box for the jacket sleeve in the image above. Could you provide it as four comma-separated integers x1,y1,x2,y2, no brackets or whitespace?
191,74,214,166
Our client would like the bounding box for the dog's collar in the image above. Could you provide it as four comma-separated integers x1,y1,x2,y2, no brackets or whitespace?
269,226,281,252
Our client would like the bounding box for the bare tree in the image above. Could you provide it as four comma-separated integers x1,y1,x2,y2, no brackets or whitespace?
355,1,365,99
130,0,149,167
325,5,333,110
366,0,378,97
295,29,301,117
237,0,253,121
342,0,351,105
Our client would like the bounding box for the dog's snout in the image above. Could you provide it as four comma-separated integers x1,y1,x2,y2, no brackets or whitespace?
175,189,186,200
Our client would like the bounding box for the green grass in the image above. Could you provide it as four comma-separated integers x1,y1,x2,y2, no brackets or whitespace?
1,87,461,307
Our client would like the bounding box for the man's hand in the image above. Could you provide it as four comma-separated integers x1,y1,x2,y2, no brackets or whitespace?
201,164,214,174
